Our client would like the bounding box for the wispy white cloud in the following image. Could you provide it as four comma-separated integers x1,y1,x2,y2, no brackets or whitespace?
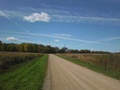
54,39,60,42
6,37,18,41
51,15,120,25
29,33,107,45
0,10,25,18
1,31,106,45
0,9,120,25
0,34,39,40
99,36,120,41
3,31,118,44
0,34,41,44
52,34,72,37
23,12,51,22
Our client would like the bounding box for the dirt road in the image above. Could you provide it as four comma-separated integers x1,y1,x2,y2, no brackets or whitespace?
43,54,120,90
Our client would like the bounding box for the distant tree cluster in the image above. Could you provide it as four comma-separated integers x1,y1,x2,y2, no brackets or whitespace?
0,41,57,53
0,40,112,54
66,49,111,54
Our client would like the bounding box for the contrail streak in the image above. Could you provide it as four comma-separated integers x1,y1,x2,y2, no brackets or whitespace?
0,11,30,33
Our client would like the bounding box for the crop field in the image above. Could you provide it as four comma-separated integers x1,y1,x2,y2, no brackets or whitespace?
58,53,120,80
0,52,48,90
0,52,42,71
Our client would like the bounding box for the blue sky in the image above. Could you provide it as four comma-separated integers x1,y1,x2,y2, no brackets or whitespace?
0,0,120,52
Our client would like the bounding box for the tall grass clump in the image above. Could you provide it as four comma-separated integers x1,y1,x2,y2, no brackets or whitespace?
94,54,120,72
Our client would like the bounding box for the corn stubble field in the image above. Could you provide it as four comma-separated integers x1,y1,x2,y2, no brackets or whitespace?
58,53,120,79
0,52,48,90
0,52,42,70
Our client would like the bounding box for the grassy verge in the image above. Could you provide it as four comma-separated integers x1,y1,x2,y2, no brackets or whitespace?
0,54,48,90
57,55,120,80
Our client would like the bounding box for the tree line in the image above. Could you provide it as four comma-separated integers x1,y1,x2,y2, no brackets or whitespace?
0,41,112,54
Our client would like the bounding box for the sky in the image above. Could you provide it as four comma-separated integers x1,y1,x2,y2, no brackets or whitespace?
0,0,120,52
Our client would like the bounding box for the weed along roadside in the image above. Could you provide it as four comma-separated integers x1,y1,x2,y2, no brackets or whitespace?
57,54,120,80
0,53,48,90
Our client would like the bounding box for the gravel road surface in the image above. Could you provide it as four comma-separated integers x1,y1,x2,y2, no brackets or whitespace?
43,54,120,90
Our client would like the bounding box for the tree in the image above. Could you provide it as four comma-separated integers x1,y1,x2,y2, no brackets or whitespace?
32,44,38,52
58,47,68,53
50,47,56,53
20,43,25,52
6,44,17,51
0,41,2,45
38,44,45,53
16,44,20,52
79,49,91,53
54,47,59,53
1,43,7,51
44,45,51,53
24,43,34,52
0,41,2,51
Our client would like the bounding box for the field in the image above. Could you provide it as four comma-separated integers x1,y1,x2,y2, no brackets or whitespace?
58,53,120,80
0,52,42,72
0,52,48,90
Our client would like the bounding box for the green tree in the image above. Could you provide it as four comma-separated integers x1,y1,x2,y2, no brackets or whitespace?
59,47,68,53
20,43,25,52
32,44,38,52
1,43,7,51
54,47,59,53
24,44,32,52
79,49,91,53
16,44,20,52
44,45,51,53
38,44,45,53
0,41,2,51
6,44,17,51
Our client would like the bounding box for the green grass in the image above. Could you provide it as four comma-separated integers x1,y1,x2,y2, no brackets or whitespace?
58,55,120,80
0,54,48,90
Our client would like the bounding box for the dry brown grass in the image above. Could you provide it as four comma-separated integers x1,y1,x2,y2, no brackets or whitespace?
0,52,42,70
58,53,120,72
